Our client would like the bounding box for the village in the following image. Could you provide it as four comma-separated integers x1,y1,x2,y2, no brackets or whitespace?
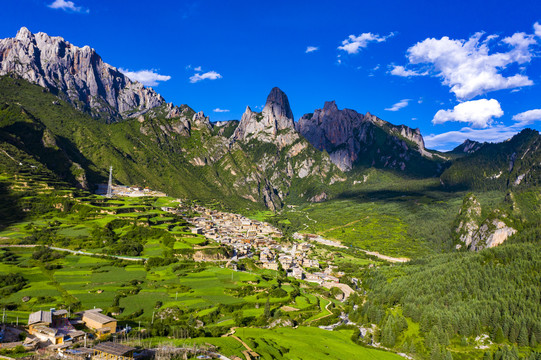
172,203,348,288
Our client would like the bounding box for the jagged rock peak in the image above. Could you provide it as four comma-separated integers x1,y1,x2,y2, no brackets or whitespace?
264,87,294,121
16,27,33,40
323,100,338,112
0,27,164,122
233,88,298,145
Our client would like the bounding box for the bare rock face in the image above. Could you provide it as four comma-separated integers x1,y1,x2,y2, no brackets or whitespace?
297,101,434,172
309,192,327,203
0,27,164,122
394,124,431,157
264,86,295,128
455,194,516,251
469,219,516,251
230,87,343,210
233,87,298,146
297,101,366,171
456,194,482,249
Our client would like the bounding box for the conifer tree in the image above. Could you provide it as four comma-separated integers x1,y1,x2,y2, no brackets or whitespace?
518,325,529,347
494,326,505,344
530,332,538,348
509,323,519,343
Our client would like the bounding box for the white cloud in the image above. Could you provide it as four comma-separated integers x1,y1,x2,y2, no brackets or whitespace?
213,108,230,113
48,0,88,13
424,126,519,151
512,109,541,127
432,99,503,128
119,68,171,87
390,65,427,77
194,66,202,71
306,46,319,53
189,71,222,83
397,31,535,99
534,22,541,38
385,99,410,112
338,32,393,54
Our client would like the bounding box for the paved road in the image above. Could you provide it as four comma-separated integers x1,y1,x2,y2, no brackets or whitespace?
293,232,410,263
0,245,146,262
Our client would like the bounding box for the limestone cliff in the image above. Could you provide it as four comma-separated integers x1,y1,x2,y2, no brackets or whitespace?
233,87,299,148
455,193,516,251
297,101,444,175
0,27,164,122
230,88,343,208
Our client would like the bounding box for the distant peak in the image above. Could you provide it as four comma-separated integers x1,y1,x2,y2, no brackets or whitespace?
16,27,33,41
264,87,294,120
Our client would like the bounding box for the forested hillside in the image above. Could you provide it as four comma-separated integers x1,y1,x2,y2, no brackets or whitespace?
441,130,541,191
355,227,541,359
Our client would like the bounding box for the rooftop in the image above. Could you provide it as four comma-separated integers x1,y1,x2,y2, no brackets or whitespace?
93,342,136,356
28,310,52,325
82,310,116,325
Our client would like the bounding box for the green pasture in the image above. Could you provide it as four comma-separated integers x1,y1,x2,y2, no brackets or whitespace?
234,327,403,360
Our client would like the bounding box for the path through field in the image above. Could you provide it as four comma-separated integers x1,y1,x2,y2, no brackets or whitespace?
305,296,333,324
223,328,259,360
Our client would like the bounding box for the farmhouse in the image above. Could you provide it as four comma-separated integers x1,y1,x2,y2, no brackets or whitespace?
29,324,64,345
28,310,52,327
81,310,117,338
27,309,71,345
92,342,136,360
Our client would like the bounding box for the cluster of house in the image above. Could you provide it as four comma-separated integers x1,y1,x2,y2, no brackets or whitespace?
0,306,234,360
26,308,116,348
260,243,319,279
16,308,141,360
176,204,284,258
171,203,347,286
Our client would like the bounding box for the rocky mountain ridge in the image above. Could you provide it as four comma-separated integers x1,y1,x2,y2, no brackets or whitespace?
296,101,445,175
226,87,342,209
3,27,541,215
0,27,164,122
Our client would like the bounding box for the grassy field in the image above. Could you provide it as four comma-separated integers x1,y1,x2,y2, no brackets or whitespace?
273,173,506,257
234,327,403,360
0,248,337,331
129,327,404,360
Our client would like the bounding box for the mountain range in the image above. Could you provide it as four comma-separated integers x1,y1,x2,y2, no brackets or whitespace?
1,27,540,211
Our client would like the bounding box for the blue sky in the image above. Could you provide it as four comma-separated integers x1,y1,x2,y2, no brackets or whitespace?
2,0,541,150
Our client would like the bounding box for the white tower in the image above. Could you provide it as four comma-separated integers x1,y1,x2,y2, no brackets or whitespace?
106,166,113,198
